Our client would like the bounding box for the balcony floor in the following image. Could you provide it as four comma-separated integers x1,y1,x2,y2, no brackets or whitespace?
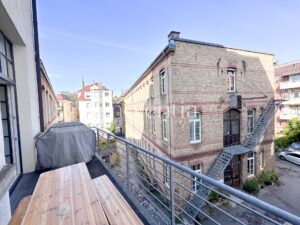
9,157,148,224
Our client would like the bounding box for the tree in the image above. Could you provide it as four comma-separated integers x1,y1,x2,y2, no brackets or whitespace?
108,122,116,134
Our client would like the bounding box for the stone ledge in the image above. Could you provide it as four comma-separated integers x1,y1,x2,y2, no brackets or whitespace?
0,164,17,200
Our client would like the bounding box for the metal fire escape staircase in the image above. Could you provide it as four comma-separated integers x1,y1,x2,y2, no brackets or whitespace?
184,99,282,222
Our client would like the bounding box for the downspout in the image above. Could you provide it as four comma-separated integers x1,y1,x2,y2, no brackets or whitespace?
32,0,44,132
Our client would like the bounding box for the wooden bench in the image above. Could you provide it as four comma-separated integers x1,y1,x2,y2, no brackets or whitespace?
93,175,143,225
8,196,31,225
20,163,109,225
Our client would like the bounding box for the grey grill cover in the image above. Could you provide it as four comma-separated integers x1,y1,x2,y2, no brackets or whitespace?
35,122,96,170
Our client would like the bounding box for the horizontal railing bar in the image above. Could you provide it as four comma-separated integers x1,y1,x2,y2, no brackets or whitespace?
173,194,219,225
173,186,246,225
129,169,171,212
127,166,171,202
92,128,300,225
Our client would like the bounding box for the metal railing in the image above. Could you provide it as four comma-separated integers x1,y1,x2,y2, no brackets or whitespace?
92,127,300,225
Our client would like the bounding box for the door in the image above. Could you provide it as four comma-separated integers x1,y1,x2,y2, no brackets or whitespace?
224,156,241,187
0,85,13,164
224,109,240,147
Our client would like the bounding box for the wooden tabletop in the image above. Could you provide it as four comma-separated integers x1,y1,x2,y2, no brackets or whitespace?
21,163,109,225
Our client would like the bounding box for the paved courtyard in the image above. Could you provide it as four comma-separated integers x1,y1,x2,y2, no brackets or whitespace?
258,154,300,217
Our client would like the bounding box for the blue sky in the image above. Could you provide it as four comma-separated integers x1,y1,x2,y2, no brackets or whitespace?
37,0,300,96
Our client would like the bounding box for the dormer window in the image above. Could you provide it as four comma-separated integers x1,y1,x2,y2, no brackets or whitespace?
227,69,236,92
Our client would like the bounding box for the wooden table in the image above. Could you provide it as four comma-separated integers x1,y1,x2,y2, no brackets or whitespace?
20,163,144,225
21,163,109,225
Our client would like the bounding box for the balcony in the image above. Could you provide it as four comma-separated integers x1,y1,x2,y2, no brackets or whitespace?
10,127,300,225
279,113,300,120
279,81,300,90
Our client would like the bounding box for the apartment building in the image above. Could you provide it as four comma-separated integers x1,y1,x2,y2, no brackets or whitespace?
78,82,113,129
56,93,78,122
124,31,275,190
40,60,58,129
0,0,45,224
275,60,300,133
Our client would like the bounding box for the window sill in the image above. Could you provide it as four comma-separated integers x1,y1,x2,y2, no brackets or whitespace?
190,140,201,145
247,174,255,178
0,164,17,200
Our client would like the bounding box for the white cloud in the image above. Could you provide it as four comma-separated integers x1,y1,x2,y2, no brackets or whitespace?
39,27,154,54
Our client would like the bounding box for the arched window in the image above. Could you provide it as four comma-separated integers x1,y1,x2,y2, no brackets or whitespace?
227,68,236,92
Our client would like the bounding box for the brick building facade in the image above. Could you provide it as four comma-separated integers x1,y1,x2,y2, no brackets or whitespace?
123,32,275,189
275,60,300,133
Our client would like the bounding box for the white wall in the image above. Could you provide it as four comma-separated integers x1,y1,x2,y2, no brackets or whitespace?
79,86,113,129
1,0,41,173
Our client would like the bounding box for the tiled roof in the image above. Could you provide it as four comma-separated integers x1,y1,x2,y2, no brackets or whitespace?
276,60,300,76
78,83,109,101
56,93,70,100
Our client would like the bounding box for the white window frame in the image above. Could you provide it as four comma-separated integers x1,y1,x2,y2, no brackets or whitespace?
150,83,154,98
189,112,201,144
162,113,168,141
151,112,156,134
247,109,255,133
191,164,202,192
227,69,236,92
147,112,151,132
160,70,166,95
105,102,109,107
247,152,255,177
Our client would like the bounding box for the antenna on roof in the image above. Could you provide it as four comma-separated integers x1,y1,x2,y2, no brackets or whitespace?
81,76,85,88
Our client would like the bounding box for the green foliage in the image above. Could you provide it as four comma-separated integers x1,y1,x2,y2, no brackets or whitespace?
275,118,300,148
208,191,218,202
244,171,279,193
275,135,291,148
243,179,261,193
108,122,116,134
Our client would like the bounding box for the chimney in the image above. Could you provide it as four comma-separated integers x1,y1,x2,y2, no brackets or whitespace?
168,31,180,42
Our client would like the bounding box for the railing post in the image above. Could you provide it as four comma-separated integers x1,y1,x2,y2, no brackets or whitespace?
96,128,99,150
126,143,130,190
169,165,175,225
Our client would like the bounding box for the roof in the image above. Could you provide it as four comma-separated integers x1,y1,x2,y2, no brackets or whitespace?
78,82,109,101
123,44,175,97
174,37,274,56
275,60,300,76
56,93,70,101
123,32,274,98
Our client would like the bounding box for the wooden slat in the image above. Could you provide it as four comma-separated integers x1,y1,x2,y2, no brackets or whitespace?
8,196,31,225
21,163,109,225
93,175,144,225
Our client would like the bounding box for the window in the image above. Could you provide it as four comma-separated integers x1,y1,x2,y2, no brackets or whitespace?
160,70,166,95
191,164,202,192
150,83,154,98
86,102,90,108
163,162,169,185
95,102,99,107
147,112,151,132
151,112,156,134
260,150,264,169
227,69,236,92
105,102,109,107
189,112,201,143
106,112,110,118
247,109,255,133
105,92,109,96
247,152,255,177
162,113,168,141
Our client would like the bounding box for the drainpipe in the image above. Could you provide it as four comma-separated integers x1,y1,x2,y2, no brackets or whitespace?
32,0,44,132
